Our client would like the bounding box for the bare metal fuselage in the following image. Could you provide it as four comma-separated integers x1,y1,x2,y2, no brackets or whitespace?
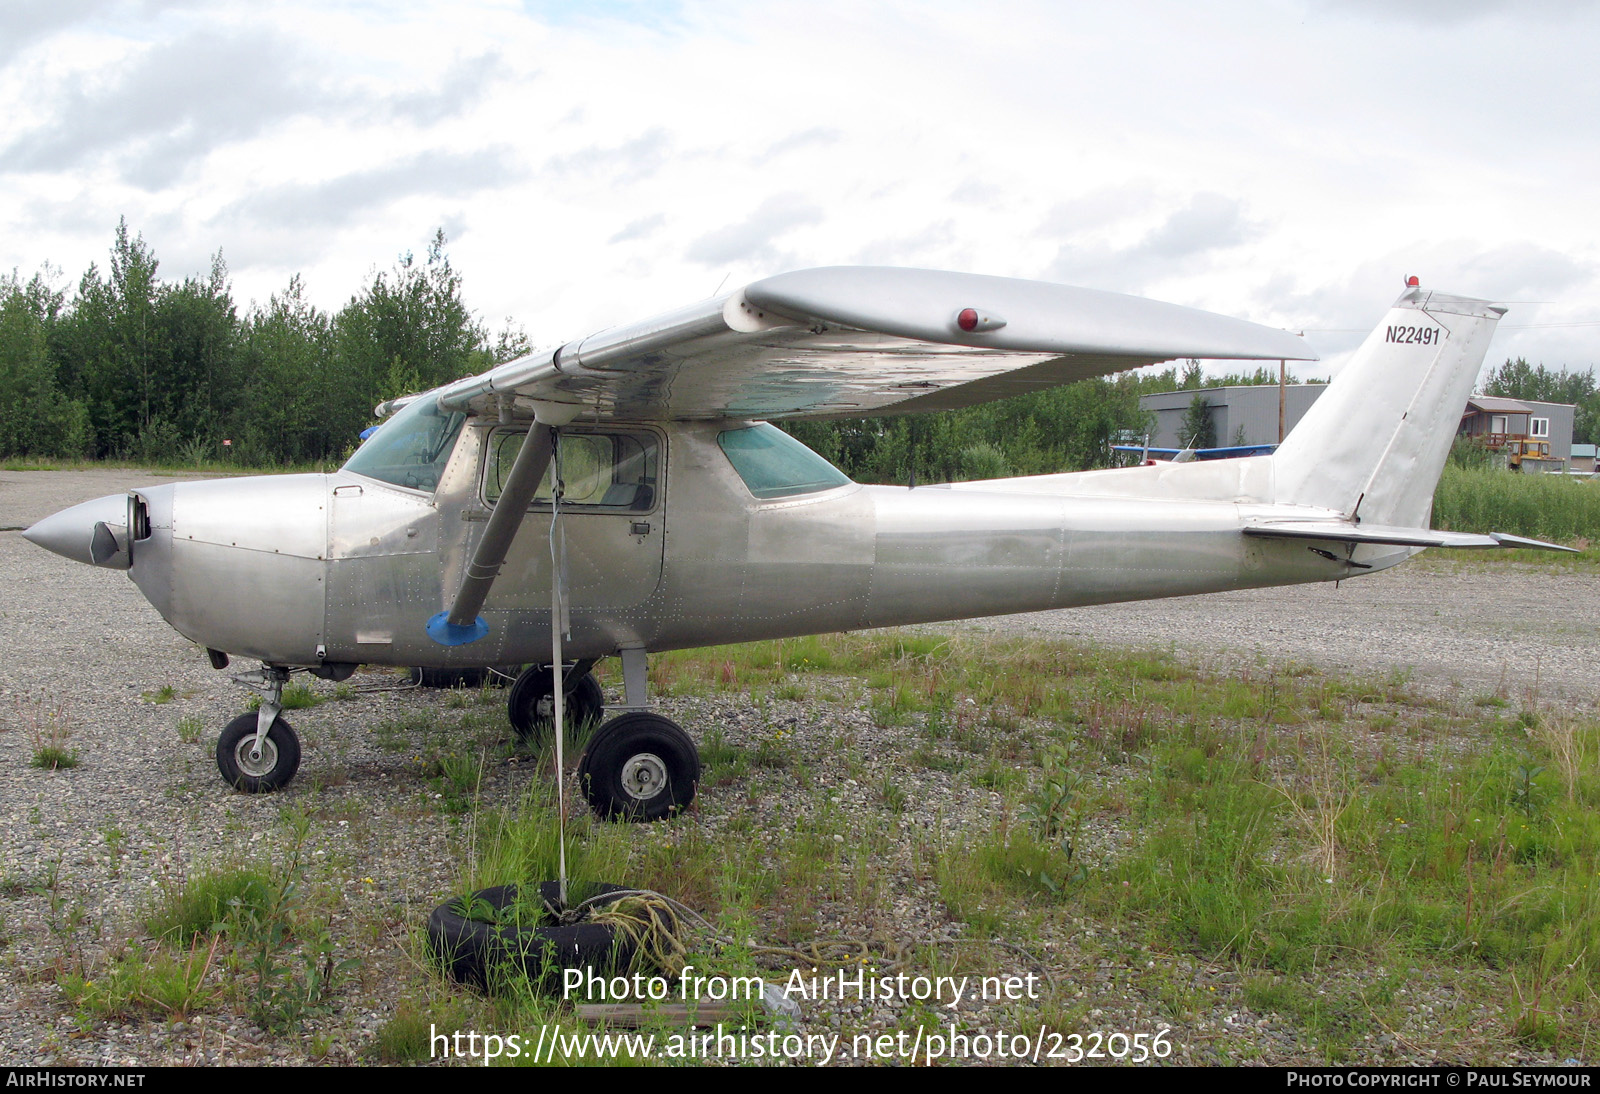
116,418,1396,671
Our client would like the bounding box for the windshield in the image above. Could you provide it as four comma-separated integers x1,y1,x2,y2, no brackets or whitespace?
343,397,465,492
718,424,851,499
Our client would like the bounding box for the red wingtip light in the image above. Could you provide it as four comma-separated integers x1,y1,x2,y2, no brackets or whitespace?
954,307,1006,333
1406,275,1420,288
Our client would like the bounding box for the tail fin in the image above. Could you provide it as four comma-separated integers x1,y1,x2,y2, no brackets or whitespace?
1272,287,1505,527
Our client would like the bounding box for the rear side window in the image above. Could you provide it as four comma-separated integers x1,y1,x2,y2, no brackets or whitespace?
718,424,851,499
485,430,659,511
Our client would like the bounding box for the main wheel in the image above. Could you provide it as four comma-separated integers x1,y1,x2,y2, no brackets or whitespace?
578,712,699,822
507,669,604,744
216,712,302,793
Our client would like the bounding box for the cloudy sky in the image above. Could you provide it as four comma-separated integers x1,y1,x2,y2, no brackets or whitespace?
2,0,1597,378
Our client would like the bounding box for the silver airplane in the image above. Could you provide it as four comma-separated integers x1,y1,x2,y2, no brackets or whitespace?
22,268,1566,820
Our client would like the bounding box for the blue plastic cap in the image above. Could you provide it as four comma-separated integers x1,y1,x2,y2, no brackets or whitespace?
425,611,490,646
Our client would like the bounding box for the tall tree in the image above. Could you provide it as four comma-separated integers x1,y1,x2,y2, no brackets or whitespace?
1180,392,1217,449
0,270,88,456
335,229,486,404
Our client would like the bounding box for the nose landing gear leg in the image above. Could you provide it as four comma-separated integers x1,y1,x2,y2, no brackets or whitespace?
217,666,302,792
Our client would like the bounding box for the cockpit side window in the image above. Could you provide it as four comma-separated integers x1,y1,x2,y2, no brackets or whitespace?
343,398,466,492
485,430,659,512
717,423,852,499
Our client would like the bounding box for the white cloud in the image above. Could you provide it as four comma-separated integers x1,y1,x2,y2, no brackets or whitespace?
0,0,1594,367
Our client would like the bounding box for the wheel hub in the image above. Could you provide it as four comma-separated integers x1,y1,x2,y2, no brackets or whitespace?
235,736,279,778
620,752,668,800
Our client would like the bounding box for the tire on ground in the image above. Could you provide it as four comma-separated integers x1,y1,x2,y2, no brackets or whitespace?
426,882,637,991
577,712,699,822
508,669,604,743
215,711,301,793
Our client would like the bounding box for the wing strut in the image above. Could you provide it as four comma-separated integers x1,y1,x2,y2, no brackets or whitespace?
426,420,558,646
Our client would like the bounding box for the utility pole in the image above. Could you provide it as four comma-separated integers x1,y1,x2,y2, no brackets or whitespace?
1278,359,1286,443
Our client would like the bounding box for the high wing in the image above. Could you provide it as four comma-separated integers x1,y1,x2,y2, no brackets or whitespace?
413,267,1314,422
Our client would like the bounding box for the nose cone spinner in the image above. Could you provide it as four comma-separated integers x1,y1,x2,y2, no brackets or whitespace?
23,493,132,569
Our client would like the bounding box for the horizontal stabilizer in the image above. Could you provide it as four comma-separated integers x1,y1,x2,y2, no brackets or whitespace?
1112,443,1278,460
1243,521,1576,553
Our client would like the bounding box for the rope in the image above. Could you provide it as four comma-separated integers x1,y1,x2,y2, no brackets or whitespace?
561,888,1056,991
549,429,569,907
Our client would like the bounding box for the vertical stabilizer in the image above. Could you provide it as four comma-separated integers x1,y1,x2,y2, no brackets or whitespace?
1272,287,1505,527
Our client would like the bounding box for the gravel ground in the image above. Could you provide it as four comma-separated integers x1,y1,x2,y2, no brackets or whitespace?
0,468,1594,1067
962,564,1600,704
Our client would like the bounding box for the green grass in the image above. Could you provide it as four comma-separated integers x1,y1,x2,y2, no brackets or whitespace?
61,945,222,1021
30,746,78,770
1433,464,1600,544
146,866,278,945
246,682,323,711
603,630,1600,1057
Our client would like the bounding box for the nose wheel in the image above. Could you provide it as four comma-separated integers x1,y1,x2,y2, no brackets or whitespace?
217,664,301,792
216,711,301,792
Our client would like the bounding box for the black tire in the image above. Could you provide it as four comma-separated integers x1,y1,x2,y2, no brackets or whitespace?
578,712,699,822
508,669,604,743
426,882,636,991
216,711,301,793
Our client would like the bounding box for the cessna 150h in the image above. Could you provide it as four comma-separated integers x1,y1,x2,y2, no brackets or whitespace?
23,267,1566,820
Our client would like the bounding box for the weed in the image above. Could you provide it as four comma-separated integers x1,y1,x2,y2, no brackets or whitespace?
147,866,277,945
1019,741,1088,846
877,772,908,813
243,682,321,713
771,678,806,701
970,754,1023,792
370,996,475,1062
228,810,359,1030
23,702,78,769
100,826,127,879
1433,463,1600,543
1530,713,1599,804
752,727,794,769
143,684,176,704
34,860,93,977
1273,729,1355,878
61,939,221,1022
176,715,204,744
31,746,78,770
1511,758,1547,818
423,749,483,814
